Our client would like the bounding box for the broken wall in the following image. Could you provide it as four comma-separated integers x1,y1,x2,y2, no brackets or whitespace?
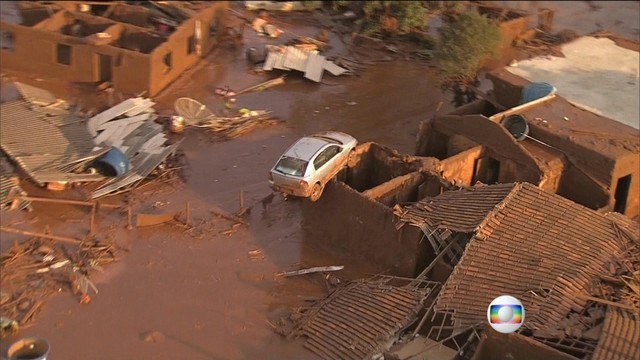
345,142,417,192
557,164,611,211
611,152,639,217
472,328,579,360
440,146,483,186
363,171,425,207
0,21,122,83
301,180,424,277
416,115,542,185
147,4,226,96
486,70,528,108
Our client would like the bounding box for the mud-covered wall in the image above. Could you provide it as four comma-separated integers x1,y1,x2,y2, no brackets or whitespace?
472,327,578,360
612,152,640,217
346,142,417,192
557,164,610,211
363,171,425,207
440,146,484,186
1,3,227,97
428,115,542,184
0,21,123,83
147,4,226,96
486,70,528,108
301,180,424,277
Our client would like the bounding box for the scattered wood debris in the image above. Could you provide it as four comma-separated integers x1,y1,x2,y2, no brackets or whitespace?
192,110,281,140
0,236,118,336
276,265,344,277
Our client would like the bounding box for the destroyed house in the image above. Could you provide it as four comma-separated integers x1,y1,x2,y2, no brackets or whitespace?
396,182,639,359
416,89,640,218
0,1,227,96
302,142,456,277
488,69,640,218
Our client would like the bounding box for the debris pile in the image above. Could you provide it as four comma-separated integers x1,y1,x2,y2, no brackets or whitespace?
0,82,181,201
0,236,117,336
263,45,348,82
0,154,30,212
174,98,280,140
87,97,181,199
277,275,439,360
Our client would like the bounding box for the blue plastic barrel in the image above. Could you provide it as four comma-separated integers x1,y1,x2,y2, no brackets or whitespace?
96,147,129,176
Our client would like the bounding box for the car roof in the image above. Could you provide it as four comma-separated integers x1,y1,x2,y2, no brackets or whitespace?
283,137,332,161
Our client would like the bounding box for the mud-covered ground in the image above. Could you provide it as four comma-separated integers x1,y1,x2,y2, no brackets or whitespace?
1,2,638,359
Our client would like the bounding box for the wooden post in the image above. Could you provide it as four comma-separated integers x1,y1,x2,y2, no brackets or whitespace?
89,202,97,236
127,205,133,230
185,202,190,226
239,191,244,215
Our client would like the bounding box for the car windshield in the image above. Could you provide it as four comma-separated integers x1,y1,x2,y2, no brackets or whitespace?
274,156,308,177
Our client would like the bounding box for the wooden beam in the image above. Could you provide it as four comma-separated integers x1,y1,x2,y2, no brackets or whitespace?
1,226,84,245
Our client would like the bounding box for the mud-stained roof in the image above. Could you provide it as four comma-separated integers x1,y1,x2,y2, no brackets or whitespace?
520,96,640,160
286,277,436,360
592,308,640,360
396,183,515,233
0,99,105,185
434,183,631,337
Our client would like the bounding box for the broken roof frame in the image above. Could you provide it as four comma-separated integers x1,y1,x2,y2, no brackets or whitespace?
284,275,441,360
396,182,639,358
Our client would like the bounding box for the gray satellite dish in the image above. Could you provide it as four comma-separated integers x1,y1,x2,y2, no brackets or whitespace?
174,97,214,125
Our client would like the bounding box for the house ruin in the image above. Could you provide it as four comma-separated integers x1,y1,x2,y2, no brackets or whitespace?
0,1,227,96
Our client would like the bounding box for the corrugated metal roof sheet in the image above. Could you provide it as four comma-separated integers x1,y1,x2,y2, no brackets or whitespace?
396,183,516,233
14,82,58,106
434,183,630,338
288,277,435,360
263,46,347,83
592,308,640,360
0,100,105,185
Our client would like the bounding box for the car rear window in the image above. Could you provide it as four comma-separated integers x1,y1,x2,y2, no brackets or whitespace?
275,156,308,177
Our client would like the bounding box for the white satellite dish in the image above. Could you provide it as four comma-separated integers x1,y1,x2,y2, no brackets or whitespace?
174,97,214,125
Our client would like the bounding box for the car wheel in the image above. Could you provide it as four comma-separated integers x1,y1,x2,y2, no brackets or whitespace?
347,149,357,167
309,183,324,202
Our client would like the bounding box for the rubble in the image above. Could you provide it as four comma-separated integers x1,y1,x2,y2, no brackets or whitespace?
263,45,348,82
0,236,117,336
279,275,439,360
0,83,180,200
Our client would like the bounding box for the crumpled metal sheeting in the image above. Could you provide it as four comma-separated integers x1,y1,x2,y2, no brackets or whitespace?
435,183,629,338
289,278,432,360
592,308,640,360
91,143,179,199
395,183,515,233
0,100,105,185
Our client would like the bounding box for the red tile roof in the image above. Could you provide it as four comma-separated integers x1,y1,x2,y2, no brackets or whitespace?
434,183,632,337
592,308,640,360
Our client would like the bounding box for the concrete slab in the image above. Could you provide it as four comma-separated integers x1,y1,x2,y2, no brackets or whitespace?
507,37,640,129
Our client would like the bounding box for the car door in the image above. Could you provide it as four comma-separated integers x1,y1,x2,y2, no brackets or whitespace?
312,145,342,184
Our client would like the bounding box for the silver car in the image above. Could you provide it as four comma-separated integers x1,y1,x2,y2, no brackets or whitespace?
269,131,357,201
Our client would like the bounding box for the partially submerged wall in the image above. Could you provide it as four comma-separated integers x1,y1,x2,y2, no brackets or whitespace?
301,180,424,277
